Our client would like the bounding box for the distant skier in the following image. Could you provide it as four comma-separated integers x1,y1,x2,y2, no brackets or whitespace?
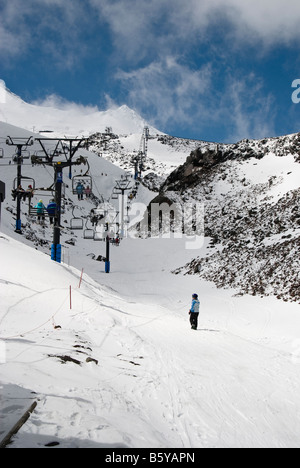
189,293,200,330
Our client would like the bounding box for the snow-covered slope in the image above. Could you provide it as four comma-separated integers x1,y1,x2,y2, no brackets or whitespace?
1,232,300,448
0,83,157,137
153,136,300,303
88,132,203,177
0,83,200,179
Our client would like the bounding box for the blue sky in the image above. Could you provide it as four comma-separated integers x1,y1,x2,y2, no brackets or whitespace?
1,0,300,142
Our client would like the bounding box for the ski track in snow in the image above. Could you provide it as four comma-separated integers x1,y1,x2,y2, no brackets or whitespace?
0,236,300,448
0,233,299,448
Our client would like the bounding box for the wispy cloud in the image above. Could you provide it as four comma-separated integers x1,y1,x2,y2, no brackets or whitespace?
3,0,300,64
115,56,276,141
87,0,297,140
221,74,276,142
91,0,300,58
32,93,99,115
116,57,213,130
0,0,89,68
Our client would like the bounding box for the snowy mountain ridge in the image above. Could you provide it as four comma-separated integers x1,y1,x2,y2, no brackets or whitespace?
0,82,158,137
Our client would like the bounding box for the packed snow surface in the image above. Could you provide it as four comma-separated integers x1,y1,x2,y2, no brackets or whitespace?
0,233,300,448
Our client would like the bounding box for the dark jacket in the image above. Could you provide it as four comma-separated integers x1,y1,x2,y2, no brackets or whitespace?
47,202,57,216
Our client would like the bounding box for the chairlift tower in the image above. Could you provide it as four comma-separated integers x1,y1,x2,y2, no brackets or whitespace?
33,137,88,263
0,180,5,229
6,136,34,233
112,176,132,238
137,126,149,178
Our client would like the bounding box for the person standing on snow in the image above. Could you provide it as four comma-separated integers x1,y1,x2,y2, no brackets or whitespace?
189,293,200,330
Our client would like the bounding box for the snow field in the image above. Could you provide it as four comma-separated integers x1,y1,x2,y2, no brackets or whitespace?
1,234,300,448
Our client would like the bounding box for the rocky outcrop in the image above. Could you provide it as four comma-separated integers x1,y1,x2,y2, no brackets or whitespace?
156,133,300,303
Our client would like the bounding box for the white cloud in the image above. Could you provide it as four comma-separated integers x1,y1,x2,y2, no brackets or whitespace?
32,94,99,115
218,73,276,142
221,0,300,45
2,0,300,65
0,25,24,57
0,0,88,67
116,57,276,141
90,0,300,57
116,57,213,129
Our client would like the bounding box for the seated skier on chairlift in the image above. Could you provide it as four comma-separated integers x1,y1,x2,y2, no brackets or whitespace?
26,185,34,199
76,182,84,201
85,185,92,198
12,184,34,201
12,184,25,201
34,199,46,224
47,199,57,225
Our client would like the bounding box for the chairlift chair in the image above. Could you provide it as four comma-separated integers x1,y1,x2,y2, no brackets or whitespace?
70,207,84,230
83,219,95,240
72,174,92,195
13,176,36,191
21,150,30,159
70,217,84,230
29,205,49,218
12,149,30,163
94,232,105,242
31,150,48,164
94,224,108,241
83,228,95,240
0,148,3,158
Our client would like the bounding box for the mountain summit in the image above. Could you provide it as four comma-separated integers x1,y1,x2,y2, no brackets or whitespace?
0,81,157,137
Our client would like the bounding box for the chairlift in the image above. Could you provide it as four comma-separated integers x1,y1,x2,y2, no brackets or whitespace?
71,218,84,230
94,222,111,241
29,204,49,218
70,207,84,230
118,180,129,189
83,228,95,240
94,232,106,242
31,150,48,164
72,174,92,195
33,188,55,198
83,219,95,240
21,150,30,159
13,176,35,191
12,149,30,163
110,237,120,247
